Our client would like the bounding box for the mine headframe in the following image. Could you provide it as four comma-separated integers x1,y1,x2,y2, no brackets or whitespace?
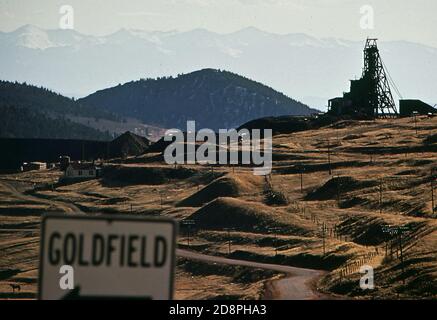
362,38,398,117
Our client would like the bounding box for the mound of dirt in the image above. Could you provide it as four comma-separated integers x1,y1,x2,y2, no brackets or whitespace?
177,173,263,207
109,131,150,158
102,165,196,186
337,215,427,246
327,120,363,129
305,176,377,201
147,136,172,153
343,134,364,141
186,197,311,235
423,134,437,145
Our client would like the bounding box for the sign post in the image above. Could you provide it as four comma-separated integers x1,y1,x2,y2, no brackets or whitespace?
38,214,176,300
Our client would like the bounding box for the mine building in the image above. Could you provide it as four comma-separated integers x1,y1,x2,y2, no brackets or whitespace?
399,100,437,117
328,39,436,118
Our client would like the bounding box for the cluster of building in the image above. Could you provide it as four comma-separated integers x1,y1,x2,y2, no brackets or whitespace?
21,155,101,181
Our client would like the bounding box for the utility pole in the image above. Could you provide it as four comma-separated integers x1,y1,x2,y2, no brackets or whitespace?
160,192,163,208
413,111,418,135
327,139,332,175
398,228,405,284
268,227,281,256
336,176,341,207
322,222,326,256
431,168,435,215
223,227,235,255
181,220,196,247
300,165,304,193
385,240,388,257
379,178,383,214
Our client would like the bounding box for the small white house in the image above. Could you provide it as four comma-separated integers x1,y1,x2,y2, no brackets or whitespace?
64,163,98,179
22,162,47,171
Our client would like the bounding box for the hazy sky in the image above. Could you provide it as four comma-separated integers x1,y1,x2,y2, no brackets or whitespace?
1,0,437,47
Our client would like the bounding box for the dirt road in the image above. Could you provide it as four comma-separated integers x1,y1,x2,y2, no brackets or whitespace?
177,249,328,300
0,179,329,300
0,180,82,213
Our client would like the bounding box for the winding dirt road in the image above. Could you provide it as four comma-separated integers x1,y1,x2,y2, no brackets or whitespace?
0,178,329,300
0,180,81,213
178,249,328,300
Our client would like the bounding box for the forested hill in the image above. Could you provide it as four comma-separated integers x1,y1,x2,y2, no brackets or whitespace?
0,80,117,120
0,105,111,140
0,81,114,140
80,69,318,130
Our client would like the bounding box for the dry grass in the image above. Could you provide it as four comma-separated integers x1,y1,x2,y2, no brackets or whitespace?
1,115,437,299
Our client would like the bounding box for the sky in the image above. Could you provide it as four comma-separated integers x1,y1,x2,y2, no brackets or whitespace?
1,0,437,47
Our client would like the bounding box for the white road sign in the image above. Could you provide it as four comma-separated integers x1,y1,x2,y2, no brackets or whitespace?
38,214,176,300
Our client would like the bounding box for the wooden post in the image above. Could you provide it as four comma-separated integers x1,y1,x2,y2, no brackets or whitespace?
322,222,326,256
431,169,435,215
379,178,383,214
228,229,231,255
187,225,191,247
327,139,332,175
414,112,418,135
268,227,281,256
300,168,303,193
399,230,405,284
182,220,195,248
223,227,235,255
390,239,393,258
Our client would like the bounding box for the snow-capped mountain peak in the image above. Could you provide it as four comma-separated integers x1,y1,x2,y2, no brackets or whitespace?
11,24,54,50
1,25,436,109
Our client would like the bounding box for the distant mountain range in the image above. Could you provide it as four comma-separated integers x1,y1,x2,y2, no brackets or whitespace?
79,69,317,130
1,25,437,109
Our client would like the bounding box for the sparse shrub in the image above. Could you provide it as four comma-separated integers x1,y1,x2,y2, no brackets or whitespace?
423,134,437,144
264,189,289,206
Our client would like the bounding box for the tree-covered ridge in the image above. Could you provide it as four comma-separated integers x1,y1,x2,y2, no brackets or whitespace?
0,80,116,140
80,69,318,130
0,105,111,140
0,80,118,121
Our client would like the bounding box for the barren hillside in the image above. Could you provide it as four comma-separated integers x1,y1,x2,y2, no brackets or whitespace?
1,115,437,299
